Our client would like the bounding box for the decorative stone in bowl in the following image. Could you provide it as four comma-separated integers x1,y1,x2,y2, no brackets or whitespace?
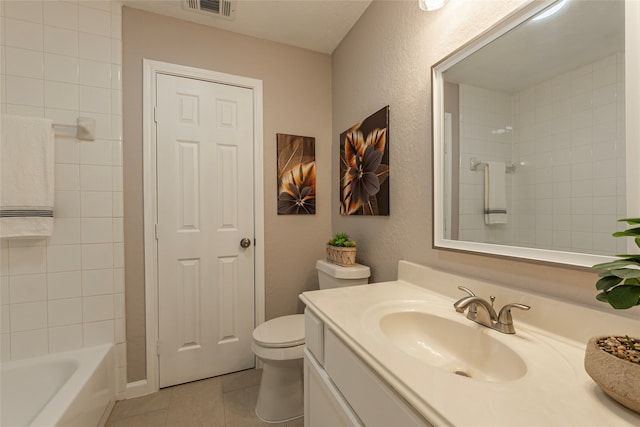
584,336,640,413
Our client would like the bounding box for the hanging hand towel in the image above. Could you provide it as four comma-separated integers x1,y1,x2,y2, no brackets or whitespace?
484,161,507,225
1,115,55,238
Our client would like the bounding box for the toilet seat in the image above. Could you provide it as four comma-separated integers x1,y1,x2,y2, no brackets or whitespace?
252,314,305,348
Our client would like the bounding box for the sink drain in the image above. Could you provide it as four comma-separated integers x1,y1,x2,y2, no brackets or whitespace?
453,370,471,378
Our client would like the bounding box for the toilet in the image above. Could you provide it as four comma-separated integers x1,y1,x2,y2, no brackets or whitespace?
251,259,371,423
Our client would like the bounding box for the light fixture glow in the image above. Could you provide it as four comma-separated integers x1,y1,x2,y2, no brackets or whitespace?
418,0,448,12
532,0,567,21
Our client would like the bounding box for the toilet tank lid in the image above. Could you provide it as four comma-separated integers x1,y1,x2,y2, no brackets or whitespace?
316,259,371,279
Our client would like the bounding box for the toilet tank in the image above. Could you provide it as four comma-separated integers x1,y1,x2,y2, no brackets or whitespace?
316,259,370,289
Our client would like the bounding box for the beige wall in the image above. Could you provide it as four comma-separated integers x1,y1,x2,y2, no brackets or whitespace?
332,0,640,317
123,7,332,381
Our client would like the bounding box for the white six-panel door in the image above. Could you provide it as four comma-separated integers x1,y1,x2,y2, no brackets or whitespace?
156,73,255,387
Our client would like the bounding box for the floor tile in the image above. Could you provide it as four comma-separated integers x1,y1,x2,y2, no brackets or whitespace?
286,417,304,427
165,376,226,427
222,368,262,393
106,409,168,427
224,385,286,427
108,388,172,421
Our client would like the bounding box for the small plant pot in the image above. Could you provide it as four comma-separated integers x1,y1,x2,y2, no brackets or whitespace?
584,336,640,413
326,245,356,267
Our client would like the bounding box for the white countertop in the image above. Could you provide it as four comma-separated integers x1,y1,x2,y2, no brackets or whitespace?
300,261,640,427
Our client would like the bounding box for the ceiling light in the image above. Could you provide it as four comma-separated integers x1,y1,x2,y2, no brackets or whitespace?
419,0,448,12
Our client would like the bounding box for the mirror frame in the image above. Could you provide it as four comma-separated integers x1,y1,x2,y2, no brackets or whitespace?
432,0,640,268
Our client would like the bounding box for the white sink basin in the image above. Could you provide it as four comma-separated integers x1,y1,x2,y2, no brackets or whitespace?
377,310,527,382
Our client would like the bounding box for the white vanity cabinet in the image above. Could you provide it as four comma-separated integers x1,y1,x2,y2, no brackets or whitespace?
304,309,432,427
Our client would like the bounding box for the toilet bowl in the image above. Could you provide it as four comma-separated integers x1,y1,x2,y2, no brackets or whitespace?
251,259,370,423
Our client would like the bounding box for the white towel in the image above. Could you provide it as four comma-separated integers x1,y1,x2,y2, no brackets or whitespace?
1,115,55,238
484,161,507,225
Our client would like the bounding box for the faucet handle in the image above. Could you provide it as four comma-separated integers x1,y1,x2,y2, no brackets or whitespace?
457,286,476,297
496,303,531,334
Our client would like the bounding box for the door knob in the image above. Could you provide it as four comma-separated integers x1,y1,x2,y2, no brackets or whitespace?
240,238,251,248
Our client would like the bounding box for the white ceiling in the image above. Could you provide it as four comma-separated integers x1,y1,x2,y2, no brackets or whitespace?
123,0,372,54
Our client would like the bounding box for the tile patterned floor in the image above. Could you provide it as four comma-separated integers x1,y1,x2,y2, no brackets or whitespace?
105,369,304,427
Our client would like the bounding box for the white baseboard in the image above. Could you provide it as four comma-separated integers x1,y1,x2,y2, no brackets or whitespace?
125,379,156,399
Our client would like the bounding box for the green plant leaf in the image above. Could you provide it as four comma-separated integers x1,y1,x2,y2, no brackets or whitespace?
596,292,609,302
609,268,640,279
619,218,640,225
605,285,640,309
613,227,640,237
592,259,640,270
595,275,623,291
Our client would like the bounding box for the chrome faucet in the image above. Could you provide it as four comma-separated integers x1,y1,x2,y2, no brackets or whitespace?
453,286,530,334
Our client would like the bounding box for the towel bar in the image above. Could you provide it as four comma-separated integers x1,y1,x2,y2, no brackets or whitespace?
470,158,516,173
52,117,96,141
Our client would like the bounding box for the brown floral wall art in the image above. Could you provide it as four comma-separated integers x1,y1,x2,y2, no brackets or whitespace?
340,106,390,216
277,133,316,215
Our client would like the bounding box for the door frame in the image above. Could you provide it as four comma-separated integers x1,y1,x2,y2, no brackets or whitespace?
133,59,264,397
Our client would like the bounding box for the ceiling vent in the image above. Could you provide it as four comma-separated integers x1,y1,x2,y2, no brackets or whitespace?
183,0,235,20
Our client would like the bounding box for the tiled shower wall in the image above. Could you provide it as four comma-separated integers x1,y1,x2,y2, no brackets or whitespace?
458,84,514,244
512,53,626,255
0,0,126,396
457,53,626,256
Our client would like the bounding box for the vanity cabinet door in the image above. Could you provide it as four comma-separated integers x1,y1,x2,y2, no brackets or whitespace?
324,329,432,427
304,308,324,364
304,349,362,427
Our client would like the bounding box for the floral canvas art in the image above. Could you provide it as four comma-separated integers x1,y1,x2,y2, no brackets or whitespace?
277,133,316,215
340,106,390,215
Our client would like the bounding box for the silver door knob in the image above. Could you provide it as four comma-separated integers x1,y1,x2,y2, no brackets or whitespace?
240,238,251,248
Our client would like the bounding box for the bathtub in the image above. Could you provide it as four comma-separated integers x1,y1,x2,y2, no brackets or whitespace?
1,344,115,427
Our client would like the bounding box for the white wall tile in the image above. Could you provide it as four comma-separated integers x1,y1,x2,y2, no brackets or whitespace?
1,305,10,333
5,1,43,23
1,4,124,366
45,81,79,110
5,18,44,51
5,47,44,79
80,165,112,191
83,294,113,322
80,191,112,218
46,244,81,273
11,329,48,359
54,137,81,164
5,76,44,107
0,334,10,362
43,26,78,57
79,6,110,37
44,53,79,84
81,218,113,244
82,268,113,296
50,218,81,245
9,274,46,304
81,243,113,270
79,85,111,114
44,1,78,31
49,324,83,352
114,317,125,343
48,271,82,300
80,140,112,165
10,302,47,332
78,59,111,88
79,33,110,63
83,319,113,346
9,246,47,275
54,190,81,217
55,164,80,191
48,298,82,327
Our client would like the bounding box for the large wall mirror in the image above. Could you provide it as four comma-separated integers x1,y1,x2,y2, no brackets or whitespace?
432,0,640,267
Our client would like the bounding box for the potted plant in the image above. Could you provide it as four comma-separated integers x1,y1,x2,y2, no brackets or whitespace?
585,218,640,413
326,232,357,267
